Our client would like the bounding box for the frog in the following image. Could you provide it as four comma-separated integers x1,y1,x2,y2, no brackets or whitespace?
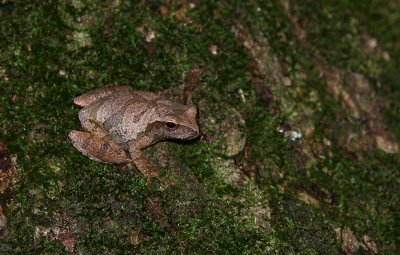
68,86,199,179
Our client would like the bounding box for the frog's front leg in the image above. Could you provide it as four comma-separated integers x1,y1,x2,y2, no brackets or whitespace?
68,120,128,164
128,135,160,180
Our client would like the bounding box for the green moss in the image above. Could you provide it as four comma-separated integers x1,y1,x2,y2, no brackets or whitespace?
1,0,399,253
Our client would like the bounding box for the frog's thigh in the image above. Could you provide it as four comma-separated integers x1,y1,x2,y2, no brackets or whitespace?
73,86,133,107
69,130,128,164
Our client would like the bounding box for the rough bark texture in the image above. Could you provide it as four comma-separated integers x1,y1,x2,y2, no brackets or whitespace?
0,1,399,254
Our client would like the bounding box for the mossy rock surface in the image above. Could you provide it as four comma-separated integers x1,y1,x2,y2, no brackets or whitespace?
1,1,399,254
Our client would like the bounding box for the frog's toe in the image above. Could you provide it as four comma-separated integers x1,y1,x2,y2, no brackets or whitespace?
68,130,128,164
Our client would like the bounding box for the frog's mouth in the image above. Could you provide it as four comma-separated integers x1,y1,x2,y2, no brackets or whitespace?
164,124,199,140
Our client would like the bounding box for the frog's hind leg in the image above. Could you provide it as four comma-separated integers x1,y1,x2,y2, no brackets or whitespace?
73,86,133,107
68,130,128,164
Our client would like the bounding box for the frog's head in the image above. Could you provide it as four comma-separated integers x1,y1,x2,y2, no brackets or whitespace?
149,101,200,141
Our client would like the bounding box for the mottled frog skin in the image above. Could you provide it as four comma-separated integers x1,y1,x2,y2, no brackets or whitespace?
68,86,199,179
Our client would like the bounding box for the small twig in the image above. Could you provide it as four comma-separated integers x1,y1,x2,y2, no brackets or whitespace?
182,66,203,105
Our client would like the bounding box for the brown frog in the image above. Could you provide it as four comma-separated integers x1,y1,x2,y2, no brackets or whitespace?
68,86,199,179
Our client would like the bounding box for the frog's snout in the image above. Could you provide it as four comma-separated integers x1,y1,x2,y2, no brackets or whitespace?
188,127,200,139
192,124,200,138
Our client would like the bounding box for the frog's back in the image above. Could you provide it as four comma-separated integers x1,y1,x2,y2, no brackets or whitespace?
74,86,160,106
78,89,155,122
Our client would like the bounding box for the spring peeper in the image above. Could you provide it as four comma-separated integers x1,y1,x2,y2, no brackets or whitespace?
68,86,199,179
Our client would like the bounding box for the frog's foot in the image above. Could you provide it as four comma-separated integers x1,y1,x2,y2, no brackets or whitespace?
131,156,160,181
128,137,161,181
127,150,161,184
68,130,128,164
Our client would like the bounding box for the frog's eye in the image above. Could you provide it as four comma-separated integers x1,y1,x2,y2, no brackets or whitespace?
166,122,176,129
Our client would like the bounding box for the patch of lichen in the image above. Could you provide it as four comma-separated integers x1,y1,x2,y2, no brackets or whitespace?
1,0,399,253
